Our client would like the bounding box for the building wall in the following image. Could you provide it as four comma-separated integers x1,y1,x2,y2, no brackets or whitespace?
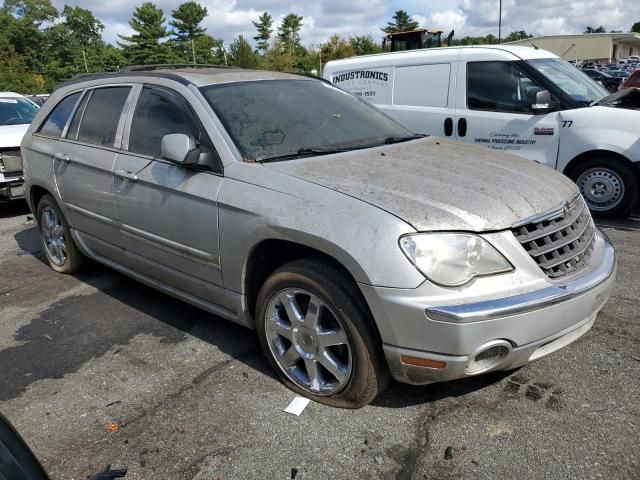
509,36,612,62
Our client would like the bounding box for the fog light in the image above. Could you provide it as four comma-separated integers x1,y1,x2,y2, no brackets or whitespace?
466,340,511,374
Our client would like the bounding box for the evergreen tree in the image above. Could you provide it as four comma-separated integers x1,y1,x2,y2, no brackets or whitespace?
630,21,640,33
278,13,303,54
349,34,382,56
382,10,419,34
169,2,210,63
118,3,176,65
228,35,259,68
253,12,273,53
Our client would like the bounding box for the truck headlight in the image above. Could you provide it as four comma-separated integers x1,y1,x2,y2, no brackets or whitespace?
399,233,513,287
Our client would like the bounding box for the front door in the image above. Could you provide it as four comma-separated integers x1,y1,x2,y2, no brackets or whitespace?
114,85,225,304
454,57,560,169
54,86,133,257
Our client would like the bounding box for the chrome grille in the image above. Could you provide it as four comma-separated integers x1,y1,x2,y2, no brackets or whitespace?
512,194,596,279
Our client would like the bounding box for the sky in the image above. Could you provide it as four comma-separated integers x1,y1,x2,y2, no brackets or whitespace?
51,0,640,47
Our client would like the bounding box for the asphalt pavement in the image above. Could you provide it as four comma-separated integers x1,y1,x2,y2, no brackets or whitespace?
0,201,638,480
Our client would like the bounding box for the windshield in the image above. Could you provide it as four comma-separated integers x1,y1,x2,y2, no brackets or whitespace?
0,97,39,126
526,58,608,105
199,79,411,161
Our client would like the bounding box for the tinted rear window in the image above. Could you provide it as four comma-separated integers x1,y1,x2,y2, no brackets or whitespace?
38,93,80,136
76,87,131,147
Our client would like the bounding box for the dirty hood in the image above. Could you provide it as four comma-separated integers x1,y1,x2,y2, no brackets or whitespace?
0,124,29,148
264,137,578,232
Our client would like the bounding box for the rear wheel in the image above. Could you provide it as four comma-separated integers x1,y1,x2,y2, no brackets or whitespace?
568,156,639,218
256,258,389,408
36,194,83,273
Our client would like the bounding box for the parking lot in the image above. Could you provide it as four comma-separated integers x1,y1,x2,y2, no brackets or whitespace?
0,200,638,480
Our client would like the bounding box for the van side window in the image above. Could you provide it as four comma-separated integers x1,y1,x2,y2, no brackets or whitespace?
76,87,131,147
467,62,544,114
128,86,205,159
37,92,81,137
394,64,451,108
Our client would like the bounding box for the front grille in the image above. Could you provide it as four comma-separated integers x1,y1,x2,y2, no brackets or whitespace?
512,194,596,279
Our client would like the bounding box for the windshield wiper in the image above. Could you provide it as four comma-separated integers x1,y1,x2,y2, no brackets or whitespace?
383,134,427,144
256,146,359,163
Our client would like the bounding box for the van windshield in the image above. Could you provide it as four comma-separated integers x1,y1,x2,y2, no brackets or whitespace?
0,97,39,126
526,58,608,106
199,79,412,161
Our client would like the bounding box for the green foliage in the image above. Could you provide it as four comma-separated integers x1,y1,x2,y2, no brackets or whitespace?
349,34,382,56
228,35,259,68
278,13,303,54
170,2,207,41
382,10,419,34
321,35,355,63
263,40,294,72
451,33,499,46
503,30,532,42
118,2,176,65
631,21,640,33
584,26,606,33
253,12,273,53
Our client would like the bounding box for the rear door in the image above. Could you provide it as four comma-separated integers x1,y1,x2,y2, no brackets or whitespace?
54,85,134,257
114,84,225,305
454,56,561,169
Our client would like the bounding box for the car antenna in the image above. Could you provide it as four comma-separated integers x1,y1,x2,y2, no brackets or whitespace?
510,25,538,49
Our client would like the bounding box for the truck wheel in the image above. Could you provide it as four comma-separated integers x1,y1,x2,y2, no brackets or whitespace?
36,194,83,273
255,258,389,409
569,156,639,218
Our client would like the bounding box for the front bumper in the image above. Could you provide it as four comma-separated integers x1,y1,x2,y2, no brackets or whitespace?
363,231,616,385
0,172,25,202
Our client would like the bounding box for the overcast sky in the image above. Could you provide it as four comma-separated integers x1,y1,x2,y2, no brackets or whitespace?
52,0,640,47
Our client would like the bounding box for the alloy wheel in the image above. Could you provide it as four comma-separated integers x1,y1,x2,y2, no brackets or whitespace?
40,206,67,266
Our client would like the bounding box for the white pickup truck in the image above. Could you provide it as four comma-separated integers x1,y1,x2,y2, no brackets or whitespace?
0,92,39,202
324,45,640,217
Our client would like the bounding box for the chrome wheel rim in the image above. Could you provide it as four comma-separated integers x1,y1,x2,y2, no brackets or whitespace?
577,167,625,211
40,206,67,266
264,288,352,395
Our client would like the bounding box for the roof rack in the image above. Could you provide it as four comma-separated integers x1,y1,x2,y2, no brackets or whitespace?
120,64,236,72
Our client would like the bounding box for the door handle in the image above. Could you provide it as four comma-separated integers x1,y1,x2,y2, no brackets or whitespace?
444,117,453,136
457,118,467,137
115,169,138,182
54,152,70,163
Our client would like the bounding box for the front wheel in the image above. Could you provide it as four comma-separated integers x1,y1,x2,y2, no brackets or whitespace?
569,156,639,218
255,258,389,409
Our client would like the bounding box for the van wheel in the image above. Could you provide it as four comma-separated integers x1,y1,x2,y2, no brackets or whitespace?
255,258,389,409
36,194,83,273
568,156,639,218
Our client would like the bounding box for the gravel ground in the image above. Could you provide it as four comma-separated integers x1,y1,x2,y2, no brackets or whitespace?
0,201,638,480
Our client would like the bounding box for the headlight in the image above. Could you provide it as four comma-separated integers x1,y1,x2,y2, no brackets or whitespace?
399,233,513,287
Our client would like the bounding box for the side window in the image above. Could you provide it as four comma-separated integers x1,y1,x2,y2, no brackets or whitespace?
467,62,544,114
393,63,451,108
37,92,81,137
66,91,91,141
129,86,201,158
76,87,131,147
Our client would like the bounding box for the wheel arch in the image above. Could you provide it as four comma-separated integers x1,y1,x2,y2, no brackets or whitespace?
563,149,636,177
29,184,52,214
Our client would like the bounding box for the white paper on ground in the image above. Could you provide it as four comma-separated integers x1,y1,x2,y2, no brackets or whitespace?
284,396,311,416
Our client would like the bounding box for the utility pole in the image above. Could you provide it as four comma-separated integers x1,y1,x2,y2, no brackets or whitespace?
498,0,502,44
82,47,88,73
191,39,196,64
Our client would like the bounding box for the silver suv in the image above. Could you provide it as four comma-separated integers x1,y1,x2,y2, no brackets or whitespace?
21,68,616,408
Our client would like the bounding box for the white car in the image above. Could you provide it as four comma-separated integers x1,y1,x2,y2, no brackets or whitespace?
324,45,640,217
0,92,39,201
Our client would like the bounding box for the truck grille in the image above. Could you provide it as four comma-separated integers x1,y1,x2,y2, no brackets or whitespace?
512,194,596,279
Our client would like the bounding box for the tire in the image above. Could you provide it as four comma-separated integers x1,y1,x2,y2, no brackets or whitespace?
256,258,390,409
36,194,83,273
568,155,639,218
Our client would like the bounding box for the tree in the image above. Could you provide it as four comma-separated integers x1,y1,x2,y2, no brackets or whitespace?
118,3,176,65
504,30,532,42
228,35,259,68
584,26,606,33
263,40,293,72
253,11,273,53
61,5,104,72
278,13,303,54
349,34,382,56
382,10,419,34
631,21,640,33
169,2,209,63
321,35,355,63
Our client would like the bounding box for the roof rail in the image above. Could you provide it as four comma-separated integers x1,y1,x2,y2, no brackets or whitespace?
120,64,236,72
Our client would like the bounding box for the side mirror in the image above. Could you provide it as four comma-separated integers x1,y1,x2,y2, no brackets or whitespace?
531,89,553,114
161,133,197,163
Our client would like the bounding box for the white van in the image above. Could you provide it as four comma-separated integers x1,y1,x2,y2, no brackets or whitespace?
323,46,640,217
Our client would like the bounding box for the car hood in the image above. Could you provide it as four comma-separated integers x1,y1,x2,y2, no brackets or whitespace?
0,124,29,148
264,137,578,232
